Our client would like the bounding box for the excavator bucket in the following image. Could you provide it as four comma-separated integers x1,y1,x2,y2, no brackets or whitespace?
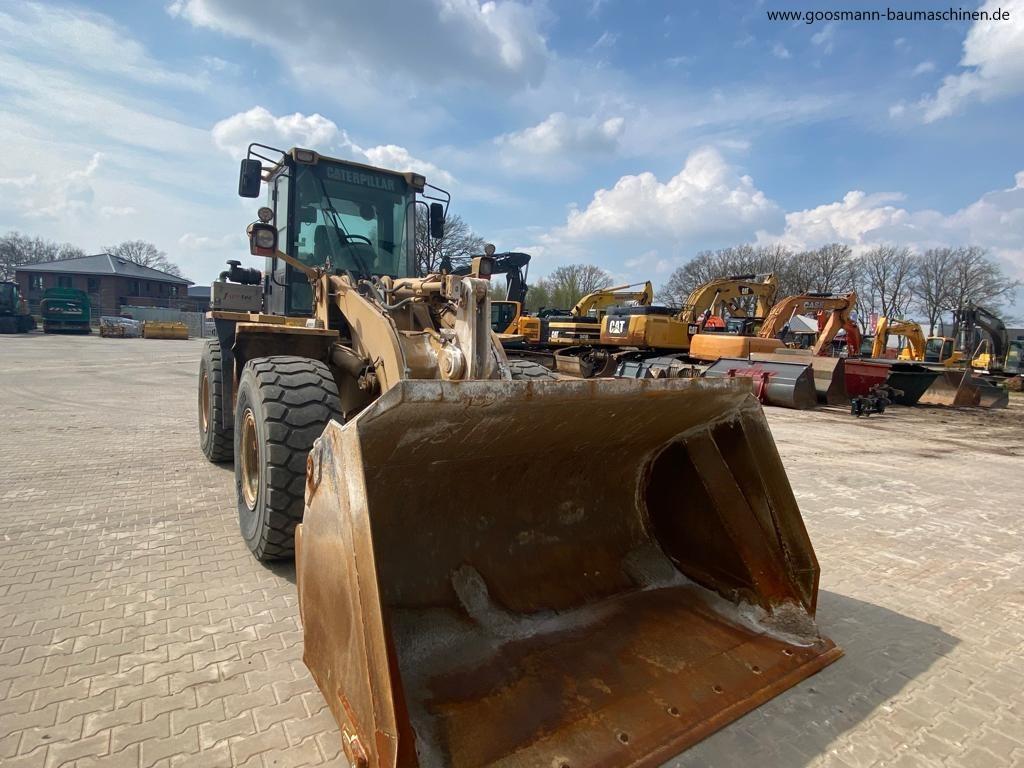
751,352,849,405
703,357,818,409
296,378,841,768
919,369,1009,408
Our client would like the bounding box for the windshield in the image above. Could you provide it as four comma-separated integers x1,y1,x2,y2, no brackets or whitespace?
291,162,414,278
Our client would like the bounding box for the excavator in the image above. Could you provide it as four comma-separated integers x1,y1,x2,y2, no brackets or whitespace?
197,144,840,768
546,281,654,345
0,281,35,333
871,317,958,364
601,273,778,352
918,303,1015,408
692,292,859,407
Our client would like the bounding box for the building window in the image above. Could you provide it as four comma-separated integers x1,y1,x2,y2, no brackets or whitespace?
131,280,141,295
30,275,44,291
57,276,72,288
87,277,99,292
170,286,178,298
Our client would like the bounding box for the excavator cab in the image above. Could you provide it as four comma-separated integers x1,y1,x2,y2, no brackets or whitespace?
490,300,520,334
924,336,956,364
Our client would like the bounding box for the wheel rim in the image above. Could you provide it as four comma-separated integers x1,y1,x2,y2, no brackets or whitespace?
240,408,260,510
199,369,210,434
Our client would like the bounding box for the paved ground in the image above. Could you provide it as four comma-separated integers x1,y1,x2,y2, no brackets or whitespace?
1,334,1022,768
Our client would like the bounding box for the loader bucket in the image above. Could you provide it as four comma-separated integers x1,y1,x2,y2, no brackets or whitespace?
883,363,940,406
702,357,818,409
296,378,840,768
918,369,1008,408
751,352,849,405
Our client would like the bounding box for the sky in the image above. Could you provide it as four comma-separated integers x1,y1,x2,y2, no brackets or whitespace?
0,0,1022,290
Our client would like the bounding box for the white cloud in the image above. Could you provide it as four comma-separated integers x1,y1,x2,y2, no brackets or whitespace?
759,172,1024,275
23,153,103,220
556,147,782,242
494,112,625,175
363,145,455,187
0,3,205,91
914,0,1024,122
772,43,791,60
0,174,37,189
101,206,138,218
169,0,550,91
178,232,246,250
211,107,457,189
211,107,353,159
912,61,936,77
811,23,836,54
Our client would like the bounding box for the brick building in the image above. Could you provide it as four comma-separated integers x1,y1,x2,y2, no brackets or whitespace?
16,253,194,319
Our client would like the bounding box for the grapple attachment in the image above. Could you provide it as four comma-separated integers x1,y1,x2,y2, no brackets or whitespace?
296,379,841,768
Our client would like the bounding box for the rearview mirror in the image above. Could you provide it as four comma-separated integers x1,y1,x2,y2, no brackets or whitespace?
238,158,263,198
429,202,445,239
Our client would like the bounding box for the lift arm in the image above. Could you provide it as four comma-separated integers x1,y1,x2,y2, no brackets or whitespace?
872,317,927,360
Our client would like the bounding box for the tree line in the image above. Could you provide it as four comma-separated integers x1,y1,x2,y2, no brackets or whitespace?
658,243,1017,334
0,231,184,281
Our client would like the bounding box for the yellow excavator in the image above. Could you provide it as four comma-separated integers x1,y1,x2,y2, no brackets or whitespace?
199,144,840,768
547,281,654,345
872,317,959,364
601,273,778,350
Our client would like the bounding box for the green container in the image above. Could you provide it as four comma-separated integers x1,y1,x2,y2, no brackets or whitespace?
41,287,91,334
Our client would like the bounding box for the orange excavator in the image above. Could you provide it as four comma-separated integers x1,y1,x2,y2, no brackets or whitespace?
690,292,859,407
690,291,859,360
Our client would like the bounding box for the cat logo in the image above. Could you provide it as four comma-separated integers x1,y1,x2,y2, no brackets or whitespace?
688,323,700,335
739,285,752,295
608,319,628,336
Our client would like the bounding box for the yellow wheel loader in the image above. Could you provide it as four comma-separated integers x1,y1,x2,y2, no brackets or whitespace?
198,145,840,768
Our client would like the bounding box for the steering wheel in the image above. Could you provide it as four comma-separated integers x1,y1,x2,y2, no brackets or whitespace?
341,234,373,248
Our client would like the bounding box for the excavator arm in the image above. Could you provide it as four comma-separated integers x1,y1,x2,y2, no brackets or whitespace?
679,273,778,327
872,318,927,360
957,303,1008,369
758,292,857,356
570,281,653,317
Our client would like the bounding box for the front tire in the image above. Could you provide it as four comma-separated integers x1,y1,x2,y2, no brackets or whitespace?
234,356,341,561
198,339,233,463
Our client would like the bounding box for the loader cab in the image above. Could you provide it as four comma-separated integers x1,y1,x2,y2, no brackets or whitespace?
242,146,442,316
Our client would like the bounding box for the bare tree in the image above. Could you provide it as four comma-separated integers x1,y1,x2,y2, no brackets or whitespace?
799,243,855,293
658,244,814,306
534,264,613,310
857,245,917,322
0,231,85,280
947,246,1017,310
104,240,183,277
914,248,954,335
414,209,485,275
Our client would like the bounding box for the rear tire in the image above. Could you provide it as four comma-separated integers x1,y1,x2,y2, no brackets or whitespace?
234,356,341,561
508,358,558,380
198,339,233,463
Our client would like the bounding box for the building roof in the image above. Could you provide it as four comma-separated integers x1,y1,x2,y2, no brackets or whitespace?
788,314,819,334
18,253,192,285
187,285,211,299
